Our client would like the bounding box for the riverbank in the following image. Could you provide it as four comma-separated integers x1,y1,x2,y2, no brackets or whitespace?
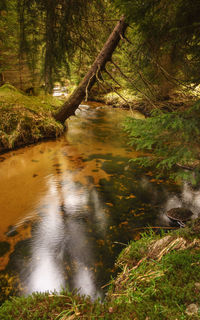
0,220,199,320
89,89,196,116
0,84,197,154
0,84,64,154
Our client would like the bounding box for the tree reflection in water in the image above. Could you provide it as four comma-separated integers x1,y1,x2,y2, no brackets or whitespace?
2,106,198,303
26,171,106,300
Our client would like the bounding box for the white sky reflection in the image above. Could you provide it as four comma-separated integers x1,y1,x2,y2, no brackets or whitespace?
158,182,200,225
27,176,65,294
25,169,106,300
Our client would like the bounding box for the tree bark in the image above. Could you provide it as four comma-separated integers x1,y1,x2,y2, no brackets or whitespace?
54,16,128,124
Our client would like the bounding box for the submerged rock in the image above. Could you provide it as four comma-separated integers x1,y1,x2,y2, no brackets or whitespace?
166,207,193,227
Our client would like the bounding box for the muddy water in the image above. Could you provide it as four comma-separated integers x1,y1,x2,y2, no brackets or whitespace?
0,103,186,303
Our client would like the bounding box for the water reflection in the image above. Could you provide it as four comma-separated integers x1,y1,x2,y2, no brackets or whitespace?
25,170,106,300
158,183,200,225
1,104,199,303
27,175,65,294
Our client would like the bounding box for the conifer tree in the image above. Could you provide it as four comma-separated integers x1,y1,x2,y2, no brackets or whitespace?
114,0,200,98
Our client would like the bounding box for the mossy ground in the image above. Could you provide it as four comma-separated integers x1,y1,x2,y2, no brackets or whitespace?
0,84,64,152
0,220,199,320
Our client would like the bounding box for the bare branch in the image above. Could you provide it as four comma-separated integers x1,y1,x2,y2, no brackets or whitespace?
136,69,157,97
99,71,131,107
154,61,195,91
85,73,95,101
80,19,120,22
111,59,157,108
123,36,135,46
117,40,158,96
104,67,122,88
96,78,109,93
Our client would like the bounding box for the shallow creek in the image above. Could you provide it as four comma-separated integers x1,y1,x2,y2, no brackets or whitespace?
0,103,198,303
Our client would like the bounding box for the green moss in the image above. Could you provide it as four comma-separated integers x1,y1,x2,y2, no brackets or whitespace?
0,223,199,319
0,84,64,151
107,223,200,320
110,248,200,320
116,231,159,269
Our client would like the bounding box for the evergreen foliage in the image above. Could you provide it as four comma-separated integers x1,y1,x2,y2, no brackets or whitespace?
113,0,200,99
124,101,200,184
0,0,109,92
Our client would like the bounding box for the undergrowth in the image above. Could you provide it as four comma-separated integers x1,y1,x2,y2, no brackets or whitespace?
124,100,200,185
107,225,200,320
0,84,64,151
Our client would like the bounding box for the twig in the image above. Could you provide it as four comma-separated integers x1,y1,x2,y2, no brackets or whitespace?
110,59,157,108
123,36,135,46
131,226,178,231
105,67,122,88
95,65,109,93
96,78,108,93
113,241,127,246
101,281,112,289
136,69,157,97
176,162,198,171
100,70,131,107
85,73,95,101
154,60,194,91
80,19,120,22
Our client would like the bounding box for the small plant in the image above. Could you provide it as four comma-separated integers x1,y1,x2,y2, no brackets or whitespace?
55,296,84,320
124,100,200,184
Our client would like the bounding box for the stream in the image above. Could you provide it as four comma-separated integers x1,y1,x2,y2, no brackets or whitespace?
0,102,199,304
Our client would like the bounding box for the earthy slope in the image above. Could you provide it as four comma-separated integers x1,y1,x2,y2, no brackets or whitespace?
0,84,64,153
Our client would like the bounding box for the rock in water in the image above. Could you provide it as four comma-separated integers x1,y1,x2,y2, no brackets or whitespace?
166,207,193,227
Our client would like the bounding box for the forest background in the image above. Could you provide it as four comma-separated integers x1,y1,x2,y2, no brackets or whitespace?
1,0,200,183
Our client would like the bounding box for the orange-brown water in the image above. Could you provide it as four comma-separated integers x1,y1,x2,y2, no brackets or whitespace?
0,104,182,303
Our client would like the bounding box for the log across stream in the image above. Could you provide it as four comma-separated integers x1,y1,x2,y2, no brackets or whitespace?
0,103,199,304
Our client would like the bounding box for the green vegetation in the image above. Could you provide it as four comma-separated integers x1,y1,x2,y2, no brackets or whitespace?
0,0,111,93
107,224,200,320
0,84,63,152
124,100,200,184
0,221,199,320
113,0,200,99
2,0,196,184
1,0,200,318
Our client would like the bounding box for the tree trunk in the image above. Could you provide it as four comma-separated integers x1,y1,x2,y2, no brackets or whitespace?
44,0,56,94
54,16,127,124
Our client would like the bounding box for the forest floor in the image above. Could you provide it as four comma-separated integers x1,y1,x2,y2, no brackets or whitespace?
0,84,64,154
0,220,199,319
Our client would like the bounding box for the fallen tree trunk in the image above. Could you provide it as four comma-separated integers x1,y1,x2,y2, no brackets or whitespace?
54,16,128,123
